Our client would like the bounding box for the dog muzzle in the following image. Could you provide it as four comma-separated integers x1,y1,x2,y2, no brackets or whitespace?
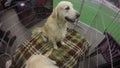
65,17,76,23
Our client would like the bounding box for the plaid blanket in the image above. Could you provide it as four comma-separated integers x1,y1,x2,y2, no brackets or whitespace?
11,28,89,68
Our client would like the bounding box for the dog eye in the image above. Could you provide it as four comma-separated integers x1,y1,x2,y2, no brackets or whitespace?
65,6,70,10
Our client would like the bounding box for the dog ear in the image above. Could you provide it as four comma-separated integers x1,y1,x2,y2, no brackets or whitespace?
52,8,59,18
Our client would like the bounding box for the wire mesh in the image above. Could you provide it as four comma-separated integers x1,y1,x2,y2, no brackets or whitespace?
78,0,120,68
0,0,120,68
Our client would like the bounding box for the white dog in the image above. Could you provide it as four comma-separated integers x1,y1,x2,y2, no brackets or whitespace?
25,49,59,68
32,1,80,49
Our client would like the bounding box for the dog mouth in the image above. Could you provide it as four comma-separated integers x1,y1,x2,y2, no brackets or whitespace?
65,17,76,23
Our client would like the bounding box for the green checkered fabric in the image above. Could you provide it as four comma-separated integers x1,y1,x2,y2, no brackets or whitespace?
11,28,89,68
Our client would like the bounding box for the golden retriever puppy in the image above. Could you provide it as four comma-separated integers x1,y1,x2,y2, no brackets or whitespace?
25,49,59,68
32,1,80,49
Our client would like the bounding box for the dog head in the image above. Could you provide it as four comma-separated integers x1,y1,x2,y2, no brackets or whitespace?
52,1,80,23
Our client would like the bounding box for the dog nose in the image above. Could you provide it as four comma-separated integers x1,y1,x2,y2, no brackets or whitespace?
76,13,80,18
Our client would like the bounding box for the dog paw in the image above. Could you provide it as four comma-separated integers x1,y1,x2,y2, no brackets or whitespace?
54,45,58,49
41,35,47,42
61,41,65,45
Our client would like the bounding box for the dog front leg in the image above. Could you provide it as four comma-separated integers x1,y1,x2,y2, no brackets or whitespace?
61,41,65,45
52,40,58,49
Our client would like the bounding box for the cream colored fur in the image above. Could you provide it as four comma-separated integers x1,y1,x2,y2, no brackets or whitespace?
25,49,59,68
32,1,80,49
